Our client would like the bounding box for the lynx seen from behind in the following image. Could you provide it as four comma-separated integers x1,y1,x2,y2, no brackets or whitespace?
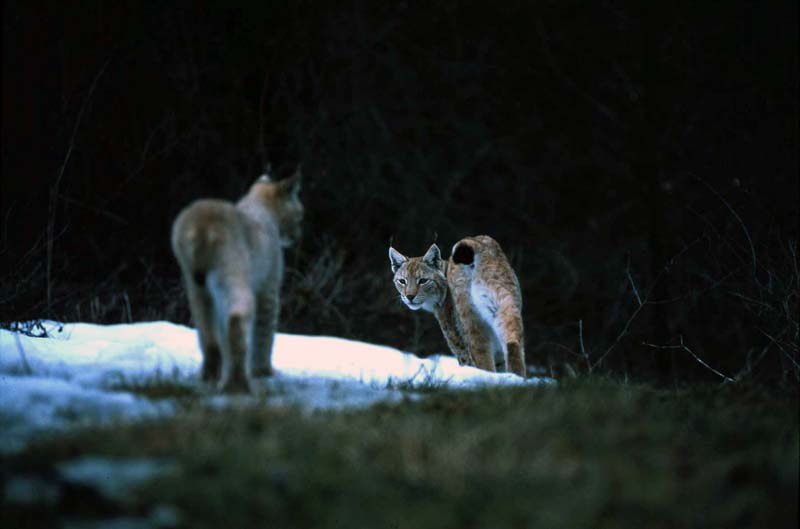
171,167,303,393
389,236,526,378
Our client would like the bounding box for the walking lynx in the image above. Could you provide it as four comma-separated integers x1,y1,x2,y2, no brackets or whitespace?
171,167,303,393
389,236,526,377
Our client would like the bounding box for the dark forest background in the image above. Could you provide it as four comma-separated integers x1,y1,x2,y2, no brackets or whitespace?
2,1,797,383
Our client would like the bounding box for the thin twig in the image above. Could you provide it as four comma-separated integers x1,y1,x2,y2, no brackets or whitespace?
591,238,703,370
643,336,734,383
759,328,800,369
728,291,775,312
53,54,113,192
788,239,799,291
593,297,647,370
647,267,742,305
592,265,654,369
626,264,643,307
578,319,590,372
733,339,775,380
57,193,129,225
540,341,582,358
697,176,758,280
46,53,113,312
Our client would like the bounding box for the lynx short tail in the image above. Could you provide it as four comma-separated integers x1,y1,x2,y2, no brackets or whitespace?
208,275,255,393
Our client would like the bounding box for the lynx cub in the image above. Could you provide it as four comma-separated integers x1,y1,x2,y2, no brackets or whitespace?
171,167,303,393
389,236,526,377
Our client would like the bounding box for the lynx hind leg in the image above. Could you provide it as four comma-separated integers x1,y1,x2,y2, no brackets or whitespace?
453,298,495,372
185,278,221,383
250,287,279,378
495,308,526,378
468,323,497,372
506,342,526,378
218,288,255,393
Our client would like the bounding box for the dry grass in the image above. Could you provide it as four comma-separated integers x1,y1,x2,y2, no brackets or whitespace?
4,378,797,529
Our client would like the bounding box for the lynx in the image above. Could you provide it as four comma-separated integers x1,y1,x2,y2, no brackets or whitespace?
171,167,303,393
389,236,526,377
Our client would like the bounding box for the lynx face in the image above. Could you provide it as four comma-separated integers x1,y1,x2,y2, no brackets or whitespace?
389,244,447,312
253,173,304,247
275,195,303,247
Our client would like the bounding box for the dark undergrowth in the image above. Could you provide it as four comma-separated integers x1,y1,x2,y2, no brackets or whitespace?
3,378,797,528
2,1,798,384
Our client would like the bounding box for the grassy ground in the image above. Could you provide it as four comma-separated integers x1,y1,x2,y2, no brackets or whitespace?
3,378,797,529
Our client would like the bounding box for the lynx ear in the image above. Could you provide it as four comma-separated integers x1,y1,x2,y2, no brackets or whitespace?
422,244,442,269
389,247,408,273
257,162,274,183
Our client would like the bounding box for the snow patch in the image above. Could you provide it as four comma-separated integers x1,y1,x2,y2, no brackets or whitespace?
0,321,550,453
0,376,172,454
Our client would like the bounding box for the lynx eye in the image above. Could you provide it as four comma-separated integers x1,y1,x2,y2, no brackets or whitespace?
418,278,429,285
397,278,407,285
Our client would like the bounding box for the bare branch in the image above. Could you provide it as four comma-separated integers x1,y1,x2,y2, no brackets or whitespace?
539,341,581,358
626,264,643,307
647,267,742,305
643,336,734,383
578,319,591,372
47,52,113,313
733,341,774,380
759,328,800,369
592,295,647,370
697,176,758,281
54,54,113,191
591,237,706,370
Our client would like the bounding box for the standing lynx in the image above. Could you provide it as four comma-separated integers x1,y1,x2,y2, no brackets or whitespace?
389,236,526,377
171,167,303,393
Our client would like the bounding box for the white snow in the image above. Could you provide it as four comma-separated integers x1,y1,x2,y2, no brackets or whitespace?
0,321,550,453
0,376,171,454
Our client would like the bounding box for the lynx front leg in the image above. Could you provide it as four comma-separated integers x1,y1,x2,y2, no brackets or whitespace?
453,299,496,372
250,287,279,378
435,318,473,367
432,297,472,366
186,280,221,383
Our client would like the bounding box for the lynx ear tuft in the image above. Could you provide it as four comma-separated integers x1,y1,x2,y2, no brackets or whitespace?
422,243,442,269
389,247,408,273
